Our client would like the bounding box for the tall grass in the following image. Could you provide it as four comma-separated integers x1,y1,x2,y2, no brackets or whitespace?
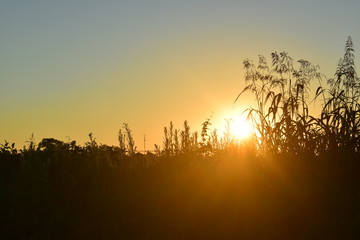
1,37,360,239
234,37,360,157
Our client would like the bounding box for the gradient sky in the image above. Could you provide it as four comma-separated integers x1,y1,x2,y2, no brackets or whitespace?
1,0,360,149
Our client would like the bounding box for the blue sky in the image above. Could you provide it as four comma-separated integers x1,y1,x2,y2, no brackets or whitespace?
1,0,360,148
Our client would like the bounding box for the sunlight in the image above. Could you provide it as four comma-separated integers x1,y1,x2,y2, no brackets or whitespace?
213,107,256,142
230,116,254,140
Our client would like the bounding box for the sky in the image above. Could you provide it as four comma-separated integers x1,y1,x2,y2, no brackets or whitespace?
1,0,360,149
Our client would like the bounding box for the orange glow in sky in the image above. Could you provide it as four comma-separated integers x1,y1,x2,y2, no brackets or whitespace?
1,1,359,148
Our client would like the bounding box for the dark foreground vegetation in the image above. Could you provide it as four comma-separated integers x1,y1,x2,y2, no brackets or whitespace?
1,37,360,239
1,142,360,239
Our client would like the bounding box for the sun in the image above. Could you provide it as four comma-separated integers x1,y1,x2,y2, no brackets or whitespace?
229,116,254,140
214,108,256,142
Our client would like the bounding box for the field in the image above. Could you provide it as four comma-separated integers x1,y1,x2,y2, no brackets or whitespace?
1,37,360,239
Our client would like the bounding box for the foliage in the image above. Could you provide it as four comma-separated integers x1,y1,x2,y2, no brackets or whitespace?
235,37,360,156
1,37,360,239
1,135,360,239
